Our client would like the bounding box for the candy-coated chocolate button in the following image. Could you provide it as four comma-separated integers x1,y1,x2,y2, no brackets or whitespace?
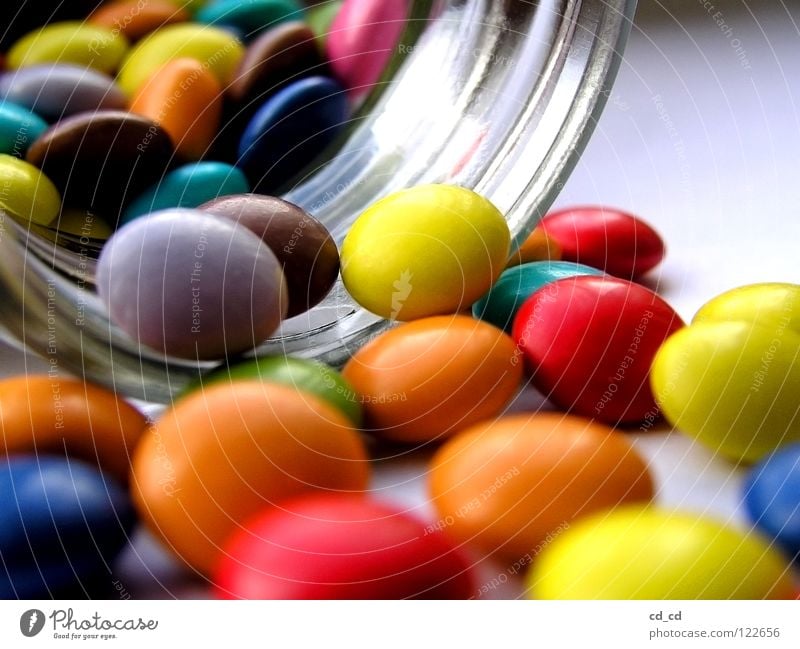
744,444,800,559
237,75,347,192
194,355,362,426
513,275,684,424
26,110,174,216
0,64,127,122
342,315,522,443
429,414,654,562
540,206,666,278
0,455,135,598
0,154,61,225
342,185,510,321
507,226,562,267
131,382,370,574
123,162,249,222
693,282,800,335
117,24,244,96
199,194,339,316
90,0,191,42
129,58,222,160
7,22,129,74
0,101,47,155
227,21,325,105
473,260,602,332
0,375,148,482
528,506,796,599
196,0,303,39
327,0,408,95
215,494,474,599
651,320,800,462
96,209,288,359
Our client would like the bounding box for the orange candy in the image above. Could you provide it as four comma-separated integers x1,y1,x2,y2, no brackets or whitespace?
130,382,370,575
129,57,221,160
90,0,190,42
429,413,654,562
342,315,522,443
507,227,562,267
0,375,148,482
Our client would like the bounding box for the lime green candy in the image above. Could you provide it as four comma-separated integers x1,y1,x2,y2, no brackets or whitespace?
190,356,362,426
117,24,244,97
528,506,796,599
0,154,61,225
341,185,510,321
652,283,800,463
7,22,129,74
694,282,800,334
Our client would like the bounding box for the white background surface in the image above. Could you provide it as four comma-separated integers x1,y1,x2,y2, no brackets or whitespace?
2,1,799,598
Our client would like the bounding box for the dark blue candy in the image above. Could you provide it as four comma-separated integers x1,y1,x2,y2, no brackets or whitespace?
743,443,800,560
237,76,348,192
0,455,135,598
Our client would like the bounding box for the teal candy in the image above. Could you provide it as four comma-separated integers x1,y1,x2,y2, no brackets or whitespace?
0,101,47,156
122,162,250,223
196,0,304,39
473,261,603,332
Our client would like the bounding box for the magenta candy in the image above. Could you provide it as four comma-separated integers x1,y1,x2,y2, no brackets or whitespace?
327,0,408,96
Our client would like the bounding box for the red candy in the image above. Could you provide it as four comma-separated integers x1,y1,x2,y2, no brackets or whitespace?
214,494,475,600
540,206,666,278
512,275,684,424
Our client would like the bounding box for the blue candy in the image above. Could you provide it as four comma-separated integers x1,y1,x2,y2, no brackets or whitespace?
237,75,348,192
122,161,250,224
0,455,135,598
743,443,800,560
197,0,303,40
0,101,48,156
473,260,604,331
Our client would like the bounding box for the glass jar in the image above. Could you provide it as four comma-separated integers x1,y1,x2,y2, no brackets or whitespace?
0,0,636,403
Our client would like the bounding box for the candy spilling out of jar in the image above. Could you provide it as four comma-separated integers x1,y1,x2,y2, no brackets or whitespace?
1,0,800,603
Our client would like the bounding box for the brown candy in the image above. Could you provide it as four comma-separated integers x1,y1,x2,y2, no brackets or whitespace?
227,22,326,106
26,110,174,218
200,194,339,317
90,0,190,43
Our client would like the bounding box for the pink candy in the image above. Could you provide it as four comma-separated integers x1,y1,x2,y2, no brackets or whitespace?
327,0,408,96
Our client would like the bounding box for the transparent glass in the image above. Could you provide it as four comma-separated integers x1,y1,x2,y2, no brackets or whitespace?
0,0,636,403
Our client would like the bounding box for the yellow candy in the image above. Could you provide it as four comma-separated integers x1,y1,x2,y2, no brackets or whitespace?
694,282,800,335
7,22,129,74
652,283,800,462
528,506,796,599
117,24,244,97
341,185,510,321
49,210,113,240
0,154,62,226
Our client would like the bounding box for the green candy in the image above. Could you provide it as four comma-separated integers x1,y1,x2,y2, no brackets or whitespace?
0,102,48,157
473,261,603,332
306,1,343,44
191,356,362,426
122,162,250,223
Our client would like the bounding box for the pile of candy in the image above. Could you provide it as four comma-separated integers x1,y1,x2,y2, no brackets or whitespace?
0,0,798,600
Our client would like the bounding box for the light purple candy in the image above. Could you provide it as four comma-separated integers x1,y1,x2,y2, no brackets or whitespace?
0,64,127,123
96,209,289,360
